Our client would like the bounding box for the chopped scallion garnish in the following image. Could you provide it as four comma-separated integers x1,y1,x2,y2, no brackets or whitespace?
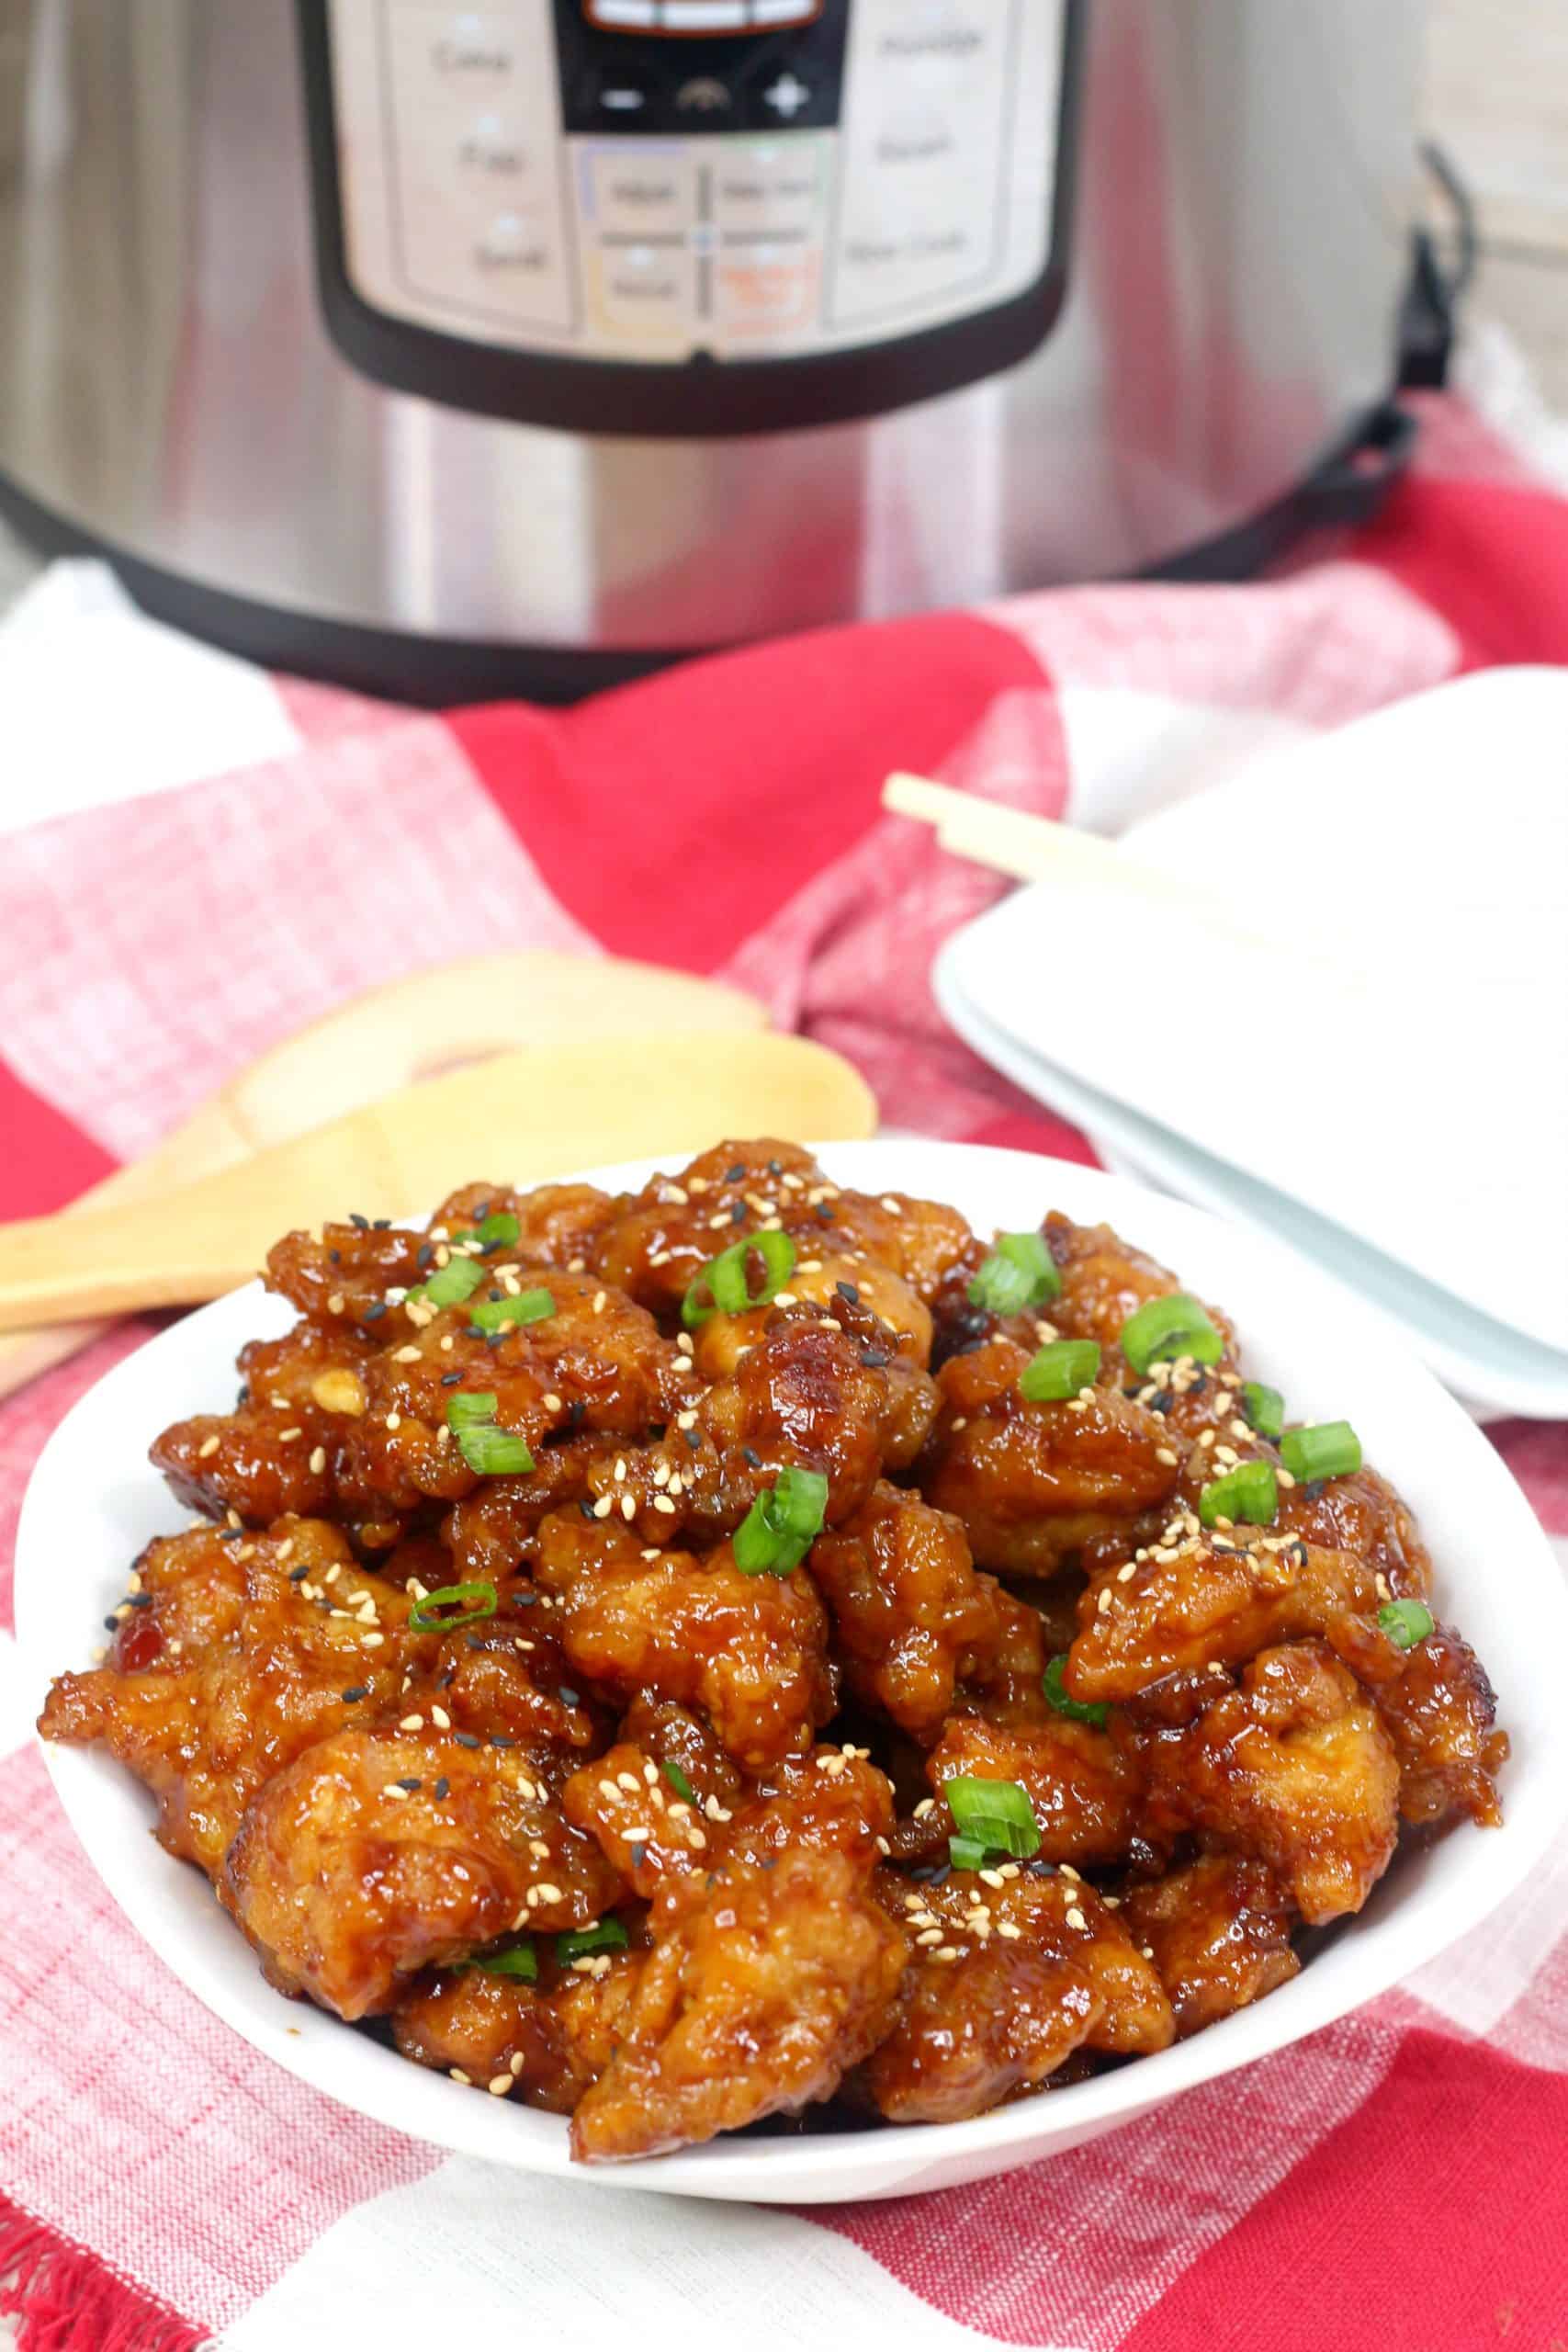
1241,1381,1286,1442
454,1211,521,1252
1199,1459,1279,1530
681,1230,796,1328
942,1773,1042,1860
1019,1338,1101,1403
556,1918,630,1965
1280,1420,1362,1482
968,1230,1062,1317
661,1758,695,1804
472,1939,537,1981
469,1286,555,1334
456,1424,535,1476
733,1465,829,1576
1120,1292,1224,1375
1043,1653,1109,1727
406,1257,484,1310
446,1388,499,1430
948,1834,988,1871
408,1580,498,1630
1378,1599,1435,1651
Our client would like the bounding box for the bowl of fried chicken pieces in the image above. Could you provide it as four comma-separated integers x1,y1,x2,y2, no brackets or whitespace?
21,1138,1567,2201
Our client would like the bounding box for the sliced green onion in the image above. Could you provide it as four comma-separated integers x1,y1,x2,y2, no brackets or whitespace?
456,1424,535,1476
968,1230,1063,1317
472,1939,537,1981
1378,1599,1435,1651
1199,1460,1279,1530
408,1579,497,1630
469,1286,555,1334
1043,1653,1109,1728
446,1389,499,1431
407,1256,485,1310
948,1834,987,1871
1280,1420,1362,1482
454,1210,521,1252
681,1230,796,1329
1241,1381,1286,1442
733,1465,829,1576
556,1918,630,1965
1121,1291,1225,1375
1020,1338,1101,1403
661,1758,694,1804
942,1774,1042,1860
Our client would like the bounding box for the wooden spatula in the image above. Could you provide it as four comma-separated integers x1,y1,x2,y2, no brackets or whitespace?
0,1030,875,1329
0,953,765,1393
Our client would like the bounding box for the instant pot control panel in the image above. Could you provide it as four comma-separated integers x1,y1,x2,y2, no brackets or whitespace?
299,0,1080,433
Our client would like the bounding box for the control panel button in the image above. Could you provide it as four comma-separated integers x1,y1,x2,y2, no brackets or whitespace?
662,1,747,26
712,139,821,239
455,112,531,177
591,0,657,22
738,51,837,130
750,0,818,21
589,147,695,237
672,74,736,119
595,242,695,335
715,248,817,333
423,11,517,81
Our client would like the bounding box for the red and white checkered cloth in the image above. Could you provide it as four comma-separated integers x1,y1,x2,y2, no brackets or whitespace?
3,372,1568,2352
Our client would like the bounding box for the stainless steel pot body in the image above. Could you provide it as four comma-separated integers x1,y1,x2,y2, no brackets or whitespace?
0,0,1426,671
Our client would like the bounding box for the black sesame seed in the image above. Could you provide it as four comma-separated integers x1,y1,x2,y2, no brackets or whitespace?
816,1204,835,1224
472,1203,491,1223
220,1528,245,1544
629,1843,648,1869
835,1281,861,1306
361,1301,388,1322
102,1615,118,1632
373,1217,392,1229
235,1385,250,1408
288,1566,310,1582
758,1854,778,1870
328,1248,342,1264
466,1634,488,1650
454,1732,481,1748
730,1201,747,1226
441,1371,462,1385
396,1777,422,1792
416,1242,434,1269
725,1164,746,1182
349,1213,369,1231
516,1589,536,1606
341,1686,368,1702
767,1159,782,1175
434,1776,450,1801
579,1499,598,1521
487,1288,502,1304
741,1446,761,1467
128,1592,153,1609
1304,1478,1325,1502
683,1428,702,1451
861,1348,890,1368
490,1735,514,1748
558,1686,580,1707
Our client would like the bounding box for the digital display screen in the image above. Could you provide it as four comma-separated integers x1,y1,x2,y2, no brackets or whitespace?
585,2,822,30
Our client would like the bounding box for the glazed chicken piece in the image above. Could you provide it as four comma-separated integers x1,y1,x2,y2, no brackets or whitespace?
592,1137,974,1321
438,1439,619,1583
1274,1464,1434,1601
808,1483,1045,1740
395,1946,644,2111
336,1270,691,1520
226,1723,623,2018
151,1319,371,1526
562,1739,717,1899
579,1307,938,1552
865,1865,1173,2124
39,1521,433,1880
266,1216,427,1329
429,1180,616,1273
535,1510,836,1771
923,1336,1179,1576
1332,1616,1507,1827
570,1845,907,2162
1139,1642,1401,1924
920,1705,1144,1869
1068,1531,1382,1705
1119,1854,1300,2037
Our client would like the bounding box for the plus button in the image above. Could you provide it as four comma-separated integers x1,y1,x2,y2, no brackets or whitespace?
761,70,811,120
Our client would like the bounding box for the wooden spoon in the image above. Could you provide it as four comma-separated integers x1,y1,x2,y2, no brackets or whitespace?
0,954,765,1395
0,1031,875,1329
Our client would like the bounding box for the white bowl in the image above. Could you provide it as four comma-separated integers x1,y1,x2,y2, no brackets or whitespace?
16,1141,1568,2203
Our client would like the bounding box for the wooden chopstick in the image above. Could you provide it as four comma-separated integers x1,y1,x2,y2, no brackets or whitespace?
882,772,1195,906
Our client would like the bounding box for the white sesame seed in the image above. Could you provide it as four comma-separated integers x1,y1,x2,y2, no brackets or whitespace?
309,1445,327,1475
399,1713,423,1731
592,1496,614,1520
1065,1905,1088,1931
198,1435,220,1459
393,1345,422,1364
1156,1446,1179,1466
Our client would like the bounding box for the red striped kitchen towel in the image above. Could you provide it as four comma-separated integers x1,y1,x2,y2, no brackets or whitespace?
1,379,1566,2352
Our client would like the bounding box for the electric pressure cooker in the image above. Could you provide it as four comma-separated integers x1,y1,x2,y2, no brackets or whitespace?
0,1,1438,701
